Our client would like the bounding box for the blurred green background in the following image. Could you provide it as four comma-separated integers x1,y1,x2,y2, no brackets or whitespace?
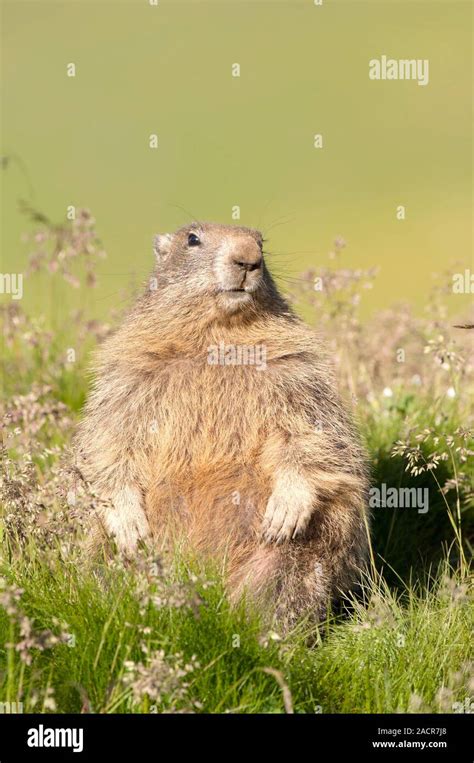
1,0,472,320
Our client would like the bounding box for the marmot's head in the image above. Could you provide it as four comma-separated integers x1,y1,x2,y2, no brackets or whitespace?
152,222,274,314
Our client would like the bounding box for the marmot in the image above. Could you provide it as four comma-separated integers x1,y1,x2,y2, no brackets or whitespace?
75,223,369,628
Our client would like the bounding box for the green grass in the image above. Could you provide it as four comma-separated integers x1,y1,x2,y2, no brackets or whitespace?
0,546,471,715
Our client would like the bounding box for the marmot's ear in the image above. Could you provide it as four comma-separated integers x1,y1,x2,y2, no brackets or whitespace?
153,233,173,262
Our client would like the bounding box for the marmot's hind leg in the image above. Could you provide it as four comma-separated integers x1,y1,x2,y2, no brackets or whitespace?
272,507,369,631
228,500,368,632
227,541,332,632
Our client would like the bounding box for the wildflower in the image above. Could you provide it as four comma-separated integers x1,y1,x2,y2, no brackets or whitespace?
407,693,431,713
10,616,71,666
122,650,199,711
435,687,454,712
29,687,57,712
438,575,470,605
20,203,106,290
259,630,283,648
0,580,24,617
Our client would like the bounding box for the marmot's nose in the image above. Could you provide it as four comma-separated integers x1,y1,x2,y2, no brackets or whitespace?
232,248,262,272
234,258,261,272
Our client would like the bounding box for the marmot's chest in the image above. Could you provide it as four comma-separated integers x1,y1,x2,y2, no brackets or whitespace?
151,360,273,464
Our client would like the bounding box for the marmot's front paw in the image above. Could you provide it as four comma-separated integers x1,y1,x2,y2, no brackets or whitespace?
104,486,151,555
261,472,314,544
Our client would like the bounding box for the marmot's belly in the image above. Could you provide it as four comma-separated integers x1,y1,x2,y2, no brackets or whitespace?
145,464,271,553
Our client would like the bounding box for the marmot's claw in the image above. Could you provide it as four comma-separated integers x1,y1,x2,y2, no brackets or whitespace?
104,487,151,555
114,518,151,556
261,484,313,544
260,503,297,544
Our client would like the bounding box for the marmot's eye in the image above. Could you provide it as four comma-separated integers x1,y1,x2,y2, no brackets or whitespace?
188,232,201,247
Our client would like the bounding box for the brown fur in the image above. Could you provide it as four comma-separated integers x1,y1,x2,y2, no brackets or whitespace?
75,223,369,628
